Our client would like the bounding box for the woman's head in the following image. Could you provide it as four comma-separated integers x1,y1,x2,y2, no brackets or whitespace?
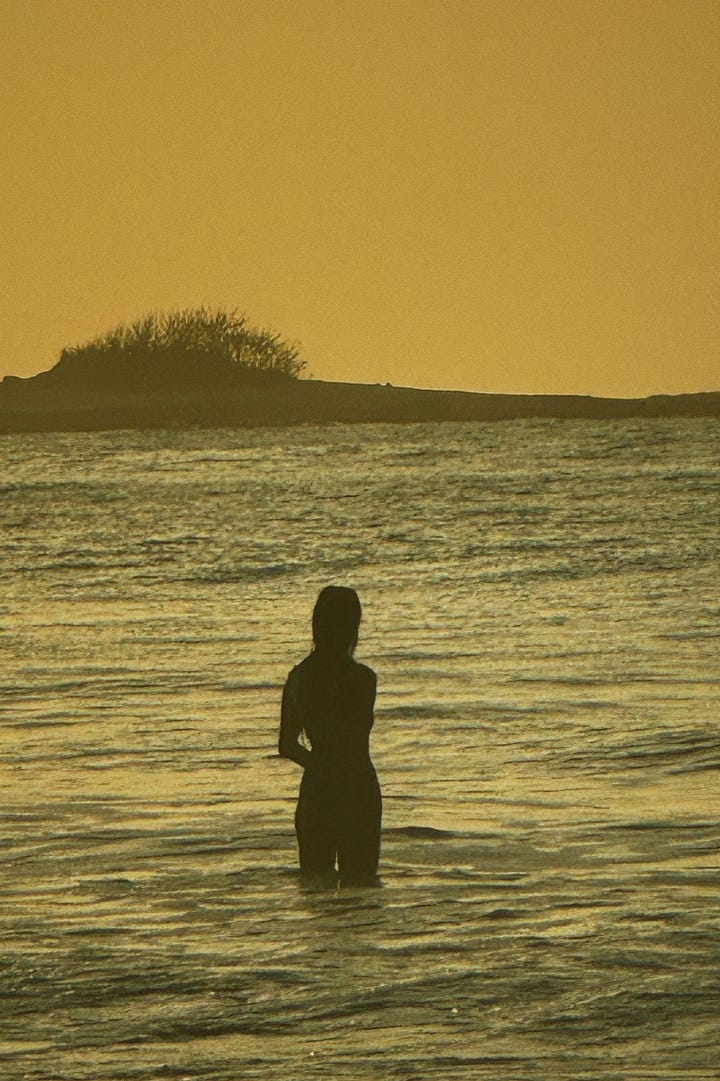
312,585,362,657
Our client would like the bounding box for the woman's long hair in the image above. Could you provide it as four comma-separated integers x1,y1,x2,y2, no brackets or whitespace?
312,586,361,658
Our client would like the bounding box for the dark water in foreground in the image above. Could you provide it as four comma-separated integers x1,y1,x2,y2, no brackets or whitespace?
1,419,718,1079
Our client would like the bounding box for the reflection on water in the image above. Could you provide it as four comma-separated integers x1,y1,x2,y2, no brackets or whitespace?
1,419,718,1079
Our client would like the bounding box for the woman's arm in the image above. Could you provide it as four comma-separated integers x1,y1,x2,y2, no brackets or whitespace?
364,665,378,730
278,674,313,770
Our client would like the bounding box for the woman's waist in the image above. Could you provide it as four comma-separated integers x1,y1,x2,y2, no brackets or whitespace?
311,749,374,770
304,751,376,780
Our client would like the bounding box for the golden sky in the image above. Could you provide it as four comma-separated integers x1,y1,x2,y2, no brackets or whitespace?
2,0,718,395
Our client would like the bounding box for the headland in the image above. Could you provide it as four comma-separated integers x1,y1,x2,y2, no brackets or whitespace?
1,354,717,433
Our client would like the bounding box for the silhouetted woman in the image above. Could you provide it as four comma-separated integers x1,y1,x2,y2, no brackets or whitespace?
279,586,381,888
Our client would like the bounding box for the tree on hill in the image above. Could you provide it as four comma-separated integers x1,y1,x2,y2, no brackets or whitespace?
57,307,306,379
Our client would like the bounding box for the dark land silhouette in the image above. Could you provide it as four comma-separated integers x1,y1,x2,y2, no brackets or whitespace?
2,358,718,433
1,306,718,431
279,587,381,890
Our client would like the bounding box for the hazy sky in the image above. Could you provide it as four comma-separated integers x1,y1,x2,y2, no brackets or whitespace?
3,0,718,395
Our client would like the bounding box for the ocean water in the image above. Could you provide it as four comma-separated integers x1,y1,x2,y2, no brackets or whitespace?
1,418,718,1080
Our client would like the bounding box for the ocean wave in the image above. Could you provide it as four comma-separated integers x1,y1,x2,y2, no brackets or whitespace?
190,562,306,583
559,727,720,776
2,420,718,1080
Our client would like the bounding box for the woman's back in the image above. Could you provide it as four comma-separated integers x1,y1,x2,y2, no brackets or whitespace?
286,653,376,770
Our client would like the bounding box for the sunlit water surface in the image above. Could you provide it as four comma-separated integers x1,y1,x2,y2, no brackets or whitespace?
1,419,718,1079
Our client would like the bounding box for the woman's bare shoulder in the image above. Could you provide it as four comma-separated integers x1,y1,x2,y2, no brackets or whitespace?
285,654,316,687
353,661,377,686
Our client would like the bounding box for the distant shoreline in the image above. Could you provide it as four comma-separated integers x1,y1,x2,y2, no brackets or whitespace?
1,368,718,433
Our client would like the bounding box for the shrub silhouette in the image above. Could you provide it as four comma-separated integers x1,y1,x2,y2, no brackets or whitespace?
56,307,306,383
